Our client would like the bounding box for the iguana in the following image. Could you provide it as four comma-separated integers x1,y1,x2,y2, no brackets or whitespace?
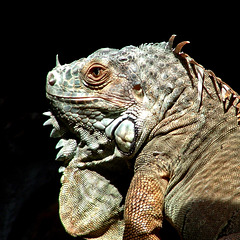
44,35,240,240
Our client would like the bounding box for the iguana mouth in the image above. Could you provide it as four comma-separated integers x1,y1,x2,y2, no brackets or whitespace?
46,92,129,108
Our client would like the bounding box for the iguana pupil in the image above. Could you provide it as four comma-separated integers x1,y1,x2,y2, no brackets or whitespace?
91,67,101,77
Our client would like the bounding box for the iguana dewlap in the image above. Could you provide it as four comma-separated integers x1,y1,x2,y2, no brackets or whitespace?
44,35,240,240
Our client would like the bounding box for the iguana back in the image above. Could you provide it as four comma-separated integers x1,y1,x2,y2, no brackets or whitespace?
44,35,240,239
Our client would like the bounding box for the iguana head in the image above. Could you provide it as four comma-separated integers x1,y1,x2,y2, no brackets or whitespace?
45,36,190,167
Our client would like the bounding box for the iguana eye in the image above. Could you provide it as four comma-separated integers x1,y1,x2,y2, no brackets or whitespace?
85,63,110,88
89,67,102,78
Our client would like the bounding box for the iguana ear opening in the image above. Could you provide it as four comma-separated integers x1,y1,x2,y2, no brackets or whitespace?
132,84,144,101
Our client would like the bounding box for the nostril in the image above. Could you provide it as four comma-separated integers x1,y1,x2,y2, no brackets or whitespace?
47,73,56,86
49,78,56,86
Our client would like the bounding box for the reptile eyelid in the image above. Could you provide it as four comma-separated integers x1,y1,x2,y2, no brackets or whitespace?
84,63,111,88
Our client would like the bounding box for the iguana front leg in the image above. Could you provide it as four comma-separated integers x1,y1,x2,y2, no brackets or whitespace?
123,169,169,239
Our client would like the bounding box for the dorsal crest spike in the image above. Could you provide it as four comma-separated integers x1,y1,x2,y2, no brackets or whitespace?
56,54,61,67
174,41,190,54
167,34,177,50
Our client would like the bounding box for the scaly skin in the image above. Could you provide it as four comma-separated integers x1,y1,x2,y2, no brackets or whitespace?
44,35,240,239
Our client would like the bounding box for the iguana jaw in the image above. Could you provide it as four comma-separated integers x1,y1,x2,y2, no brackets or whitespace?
46,92,131,109
45,91,157,169
43,101,141,166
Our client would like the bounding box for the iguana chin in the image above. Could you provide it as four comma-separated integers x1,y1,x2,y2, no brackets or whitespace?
44,35,240,240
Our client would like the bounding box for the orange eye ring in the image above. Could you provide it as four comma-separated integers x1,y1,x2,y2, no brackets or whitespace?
85,63,110,87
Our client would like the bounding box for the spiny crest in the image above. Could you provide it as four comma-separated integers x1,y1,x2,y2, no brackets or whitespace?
170,35,240,124
139,42,168,52
139,35,175,53
208,70,240,123
139,34,190,54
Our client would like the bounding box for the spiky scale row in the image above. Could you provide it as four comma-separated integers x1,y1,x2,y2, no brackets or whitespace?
169,35,240,124
207,70,240,123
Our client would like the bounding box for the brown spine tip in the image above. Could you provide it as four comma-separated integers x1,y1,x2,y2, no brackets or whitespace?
174,41,190,54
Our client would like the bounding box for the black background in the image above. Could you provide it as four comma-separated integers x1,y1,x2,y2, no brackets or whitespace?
1,4,239,240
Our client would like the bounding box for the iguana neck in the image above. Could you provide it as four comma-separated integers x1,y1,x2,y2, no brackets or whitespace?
134,64,239,187
148,57,239,154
